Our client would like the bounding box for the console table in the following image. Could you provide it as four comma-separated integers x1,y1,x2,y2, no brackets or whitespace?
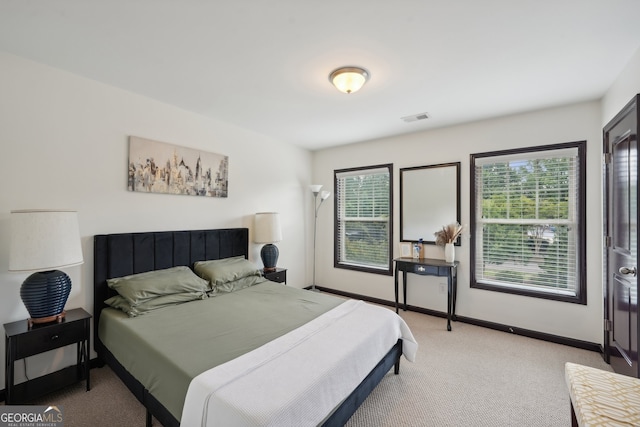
394,257,459,331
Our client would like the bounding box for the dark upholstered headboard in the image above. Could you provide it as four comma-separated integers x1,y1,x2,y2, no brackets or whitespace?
93,228,249,355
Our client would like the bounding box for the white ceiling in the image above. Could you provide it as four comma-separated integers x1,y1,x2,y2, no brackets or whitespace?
1,1,640,151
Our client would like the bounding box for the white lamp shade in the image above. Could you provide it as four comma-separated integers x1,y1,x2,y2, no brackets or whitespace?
320,190,331,200
309,184,323,193
9,210,84,272
254,212,283,244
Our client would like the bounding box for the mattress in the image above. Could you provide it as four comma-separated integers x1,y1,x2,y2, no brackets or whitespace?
98,281,343,419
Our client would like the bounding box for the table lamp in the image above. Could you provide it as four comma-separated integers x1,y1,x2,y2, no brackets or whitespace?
9,210,84,327
254,212,282,271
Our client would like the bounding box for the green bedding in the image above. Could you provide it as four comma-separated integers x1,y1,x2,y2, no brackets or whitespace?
98,281,344,420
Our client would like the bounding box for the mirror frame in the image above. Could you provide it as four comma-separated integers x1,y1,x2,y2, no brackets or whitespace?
400,162,461,245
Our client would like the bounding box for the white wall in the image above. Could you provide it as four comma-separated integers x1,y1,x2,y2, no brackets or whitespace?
602,45,640,125
0,52,313,385
312,101,604,344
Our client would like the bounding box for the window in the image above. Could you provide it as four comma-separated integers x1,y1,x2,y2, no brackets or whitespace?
470,142,586,303
334,164,393,275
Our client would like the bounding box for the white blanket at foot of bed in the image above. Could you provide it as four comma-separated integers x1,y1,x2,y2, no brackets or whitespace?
180,299,417,427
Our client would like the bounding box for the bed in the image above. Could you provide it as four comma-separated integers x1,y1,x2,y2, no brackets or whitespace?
93,228,416,426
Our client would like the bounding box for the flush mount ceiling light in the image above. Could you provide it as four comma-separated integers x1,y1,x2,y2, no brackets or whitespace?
329,66,370,94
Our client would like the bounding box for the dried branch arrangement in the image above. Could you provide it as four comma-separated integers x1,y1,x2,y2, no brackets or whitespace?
434,222,463,246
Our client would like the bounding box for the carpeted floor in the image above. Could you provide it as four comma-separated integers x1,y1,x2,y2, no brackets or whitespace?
4,309,610,426
344,310,610,426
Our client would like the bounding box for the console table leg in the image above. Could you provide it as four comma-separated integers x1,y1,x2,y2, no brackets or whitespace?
447,273,452,331
452,267,458,321
394,265,399,313
403,272,408,311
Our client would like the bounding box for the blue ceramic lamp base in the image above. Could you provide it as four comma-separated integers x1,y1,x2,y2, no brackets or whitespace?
20,270,72,327
260,244,279,272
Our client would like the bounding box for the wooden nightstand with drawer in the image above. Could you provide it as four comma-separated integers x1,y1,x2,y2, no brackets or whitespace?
263,267,287,284
4,307,91,404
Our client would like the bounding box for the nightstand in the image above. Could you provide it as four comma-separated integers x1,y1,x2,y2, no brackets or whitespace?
4,307,91,404
263,267,287,284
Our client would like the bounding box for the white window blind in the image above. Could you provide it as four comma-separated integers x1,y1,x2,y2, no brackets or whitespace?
473,146,582,297
335,165,392,273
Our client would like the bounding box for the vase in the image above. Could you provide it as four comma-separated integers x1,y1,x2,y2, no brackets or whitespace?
444,243,455,262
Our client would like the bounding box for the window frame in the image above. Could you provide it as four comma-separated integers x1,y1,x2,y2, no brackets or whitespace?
470,141,587,304
334,163,394,276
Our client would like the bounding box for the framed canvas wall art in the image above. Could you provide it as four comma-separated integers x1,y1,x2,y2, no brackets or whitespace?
128,136,228,198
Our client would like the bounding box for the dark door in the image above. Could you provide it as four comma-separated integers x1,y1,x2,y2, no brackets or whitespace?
604,95,639,378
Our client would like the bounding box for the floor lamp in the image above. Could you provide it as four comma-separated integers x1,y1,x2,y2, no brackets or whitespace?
310,185,330,291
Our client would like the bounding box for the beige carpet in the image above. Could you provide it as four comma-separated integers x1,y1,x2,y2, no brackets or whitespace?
6,309,610,426
345,310,610,426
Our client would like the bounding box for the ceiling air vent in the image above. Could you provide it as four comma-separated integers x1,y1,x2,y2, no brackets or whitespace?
401,112,429,123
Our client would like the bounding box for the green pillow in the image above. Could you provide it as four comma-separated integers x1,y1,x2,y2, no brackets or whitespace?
194,257,261,287
107,266,209,305
214,275,267,294
105,292,207,317
200,255,246,265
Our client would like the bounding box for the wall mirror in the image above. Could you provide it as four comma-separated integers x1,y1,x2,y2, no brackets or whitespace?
400,162,461,245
